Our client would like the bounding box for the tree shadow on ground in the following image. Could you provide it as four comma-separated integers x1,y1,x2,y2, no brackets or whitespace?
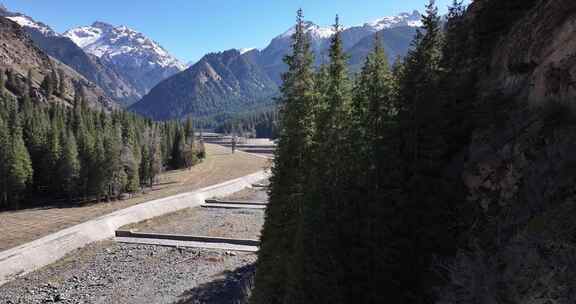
173,263,255,304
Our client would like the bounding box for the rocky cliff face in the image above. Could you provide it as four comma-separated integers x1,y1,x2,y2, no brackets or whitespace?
464,0,576,216
439,1,576,302
480,0,576,106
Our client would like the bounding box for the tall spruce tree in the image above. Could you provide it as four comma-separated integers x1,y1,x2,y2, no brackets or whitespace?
6,102,33,209
0,69,5,98
0,115,10,208
395,1,463,301
170,126,185,169
337,34,404,303
58,130,81,199
252,8,317,304
43,112,63,193
103,123,126,199
296,15,353,304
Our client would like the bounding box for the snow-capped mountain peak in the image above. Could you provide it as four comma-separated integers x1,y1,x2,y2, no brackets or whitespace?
64,22,185,71
364,10,422,31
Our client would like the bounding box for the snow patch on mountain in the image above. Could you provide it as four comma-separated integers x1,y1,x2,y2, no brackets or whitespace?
64,26,103,48
281,21,338,40
239,47,258,54
276,11,421,44
364,11,422,31
5,15,57,37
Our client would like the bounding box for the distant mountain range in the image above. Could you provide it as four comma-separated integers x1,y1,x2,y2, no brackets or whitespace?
0,4,421,120
131,11,421,120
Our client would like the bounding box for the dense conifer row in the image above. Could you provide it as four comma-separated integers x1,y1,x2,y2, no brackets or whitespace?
215,109,279,139
252,1,475,302
0,77,205,210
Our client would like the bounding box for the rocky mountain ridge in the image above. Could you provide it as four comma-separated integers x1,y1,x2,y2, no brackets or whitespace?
64,21,186,98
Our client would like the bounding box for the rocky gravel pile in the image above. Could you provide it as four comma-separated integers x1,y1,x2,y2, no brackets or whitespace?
0,241,256,304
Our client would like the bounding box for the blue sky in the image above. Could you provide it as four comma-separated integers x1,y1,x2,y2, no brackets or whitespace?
2,0,459,63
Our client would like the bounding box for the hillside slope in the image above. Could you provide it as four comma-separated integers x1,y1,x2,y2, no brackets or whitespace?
0,8,140,106
130,49,278,120
0,17,116,109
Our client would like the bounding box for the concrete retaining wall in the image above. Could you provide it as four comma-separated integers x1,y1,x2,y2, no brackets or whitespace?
0,170,270,287
205,199,267,206
115,231,260,246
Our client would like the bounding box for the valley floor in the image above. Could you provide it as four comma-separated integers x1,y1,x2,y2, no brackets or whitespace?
0,144,269,252
0,180,268,304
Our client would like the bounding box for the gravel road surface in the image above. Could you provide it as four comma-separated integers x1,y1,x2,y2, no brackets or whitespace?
0,241,255,304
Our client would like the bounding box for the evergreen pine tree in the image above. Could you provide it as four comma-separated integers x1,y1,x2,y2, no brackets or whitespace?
295,15,353,304
0,115,10,208
252,8,317,304
103,123,126,199
91,132,107,198
58,130,81,199
43,115,62,193
76,115,95,198
170,126,185,169
0,69,5,98
121,119,141,193
6,103,33,209
182,117,198,169
394,1,462,301
149,127,163,186
22,103,49,192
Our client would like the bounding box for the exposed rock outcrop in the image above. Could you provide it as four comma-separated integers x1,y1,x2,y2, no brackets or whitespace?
440,1,576,302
